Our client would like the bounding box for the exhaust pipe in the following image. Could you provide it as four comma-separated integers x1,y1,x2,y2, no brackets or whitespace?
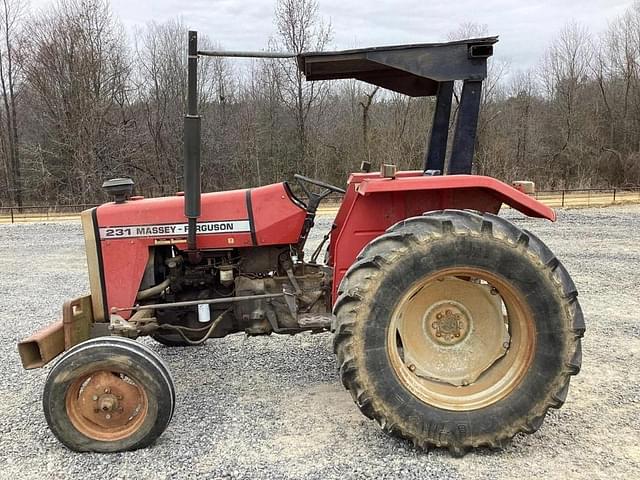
184,30,201,252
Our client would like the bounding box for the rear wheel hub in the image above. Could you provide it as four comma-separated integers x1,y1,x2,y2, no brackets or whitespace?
426,301,470,346
390,269,534,411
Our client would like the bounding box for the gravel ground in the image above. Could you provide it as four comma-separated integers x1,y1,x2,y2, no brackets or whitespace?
1,205,639,480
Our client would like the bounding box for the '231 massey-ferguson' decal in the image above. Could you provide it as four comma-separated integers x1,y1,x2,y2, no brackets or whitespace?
99,220,251,239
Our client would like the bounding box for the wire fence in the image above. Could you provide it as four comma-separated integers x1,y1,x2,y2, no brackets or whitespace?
1,188,640,223
0,204,99,223
532,187,640,208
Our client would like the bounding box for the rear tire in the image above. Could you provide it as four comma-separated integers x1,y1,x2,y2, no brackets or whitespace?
43,336,175,452
333,210,584,455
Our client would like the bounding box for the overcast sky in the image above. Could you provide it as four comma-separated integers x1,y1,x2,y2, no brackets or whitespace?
34,0,635,72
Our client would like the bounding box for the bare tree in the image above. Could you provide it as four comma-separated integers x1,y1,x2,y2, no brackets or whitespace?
273,0,332,176
360,86,379,163
133,21,229,195
0,0,24,205
540,21,594,186
2,0,639,205
134,19,189,195
20,0,130,203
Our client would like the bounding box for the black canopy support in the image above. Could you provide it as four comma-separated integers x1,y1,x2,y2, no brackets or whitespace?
449,80,483,175
424,81,454,173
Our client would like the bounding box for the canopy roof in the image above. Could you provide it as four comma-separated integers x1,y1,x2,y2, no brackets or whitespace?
297,37,498,96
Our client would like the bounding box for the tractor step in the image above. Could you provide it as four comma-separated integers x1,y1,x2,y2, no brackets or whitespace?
297,313,332,330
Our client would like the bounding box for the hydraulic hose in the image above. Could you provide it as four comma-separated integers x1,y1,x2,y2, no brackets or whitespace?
157,308,230,346
136,278,171,301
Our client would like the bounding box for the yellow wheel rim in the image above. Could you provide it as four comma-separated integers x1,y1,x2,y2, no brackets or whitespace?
387,267,536,411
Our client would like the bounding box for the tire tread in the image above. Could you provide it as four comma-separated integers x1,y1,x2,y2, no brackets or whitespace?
333,209,584,454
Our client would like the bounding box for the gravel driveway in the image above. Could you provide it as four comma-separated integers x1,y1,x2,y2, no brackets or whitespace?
1,205,638,479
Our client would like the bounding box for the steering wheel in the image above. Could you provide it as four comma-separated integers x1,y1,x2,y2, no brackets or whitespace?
293,174,345,212
294,174,346,195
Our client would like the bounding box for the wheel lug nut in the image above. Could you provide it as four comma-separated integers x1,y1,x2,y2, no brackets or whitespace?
408,364,416,372
105,414,111,420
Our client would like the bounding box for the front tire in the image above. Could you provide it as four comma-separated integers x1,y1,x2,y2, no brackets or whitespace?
333,210,584,455
43,336,175,452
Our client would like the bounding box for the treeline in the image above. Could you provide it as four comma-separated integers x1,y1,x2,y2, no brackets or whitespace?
1,0,640,206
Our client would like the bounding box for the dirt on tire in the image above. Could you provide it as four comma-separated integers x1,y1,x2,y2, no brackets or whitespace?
333,210,584,455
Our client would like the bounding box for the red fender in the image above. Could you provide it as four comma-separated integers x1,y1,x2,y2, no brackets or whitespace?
328,171,555,302
355,173,555,220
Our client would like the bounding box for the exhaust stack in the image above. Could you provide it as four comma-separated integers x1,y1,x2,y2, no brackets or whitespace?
184,30,201,252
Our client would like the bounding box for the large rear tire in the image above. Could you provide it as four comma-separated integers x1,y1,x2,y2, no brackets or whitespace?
333,210,584,455
43,336,175,452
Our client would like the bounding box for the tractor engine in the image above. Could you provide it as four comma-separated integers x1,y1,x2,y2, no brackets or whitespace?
138,246,332,341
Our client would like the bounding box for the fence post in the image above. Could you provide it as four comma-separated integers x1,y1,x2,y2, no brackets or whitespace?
613,188,616,203
561,190,565,207
10,207,14,224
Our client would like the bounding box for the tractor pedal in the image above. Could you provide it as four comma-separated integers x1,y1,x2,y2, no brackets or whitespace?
297,313,332,330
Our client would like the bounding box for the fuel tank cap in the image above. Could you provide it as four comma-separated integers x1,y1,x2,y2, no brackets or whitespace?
102,178,134,204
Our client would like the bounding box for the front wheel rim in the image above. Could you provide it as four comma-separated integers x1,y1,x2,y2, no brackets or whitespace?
65,369,149,441
387,267,536,411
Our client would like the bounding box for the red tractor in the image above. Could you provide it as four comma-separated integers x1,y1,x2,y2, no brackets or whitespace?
18,32,584,455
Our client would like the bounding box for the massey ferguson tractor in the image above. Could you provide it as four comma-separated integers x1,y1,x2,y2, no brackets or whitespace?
18,32,584,456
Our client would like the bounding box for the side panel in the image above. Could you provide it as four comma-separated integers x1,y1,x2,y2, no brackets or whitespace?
97,188,253,249
93,183,306,317
329,172,555,303
99,239,150,320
